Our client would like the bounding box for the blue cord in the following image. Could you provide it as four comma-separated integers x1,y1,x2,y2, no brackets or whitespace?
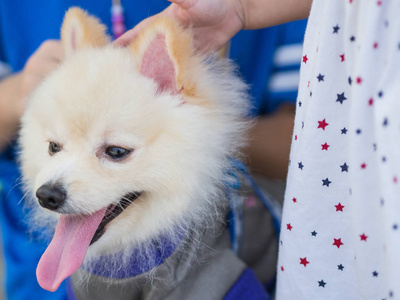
224,168,243,254
228,158,282,237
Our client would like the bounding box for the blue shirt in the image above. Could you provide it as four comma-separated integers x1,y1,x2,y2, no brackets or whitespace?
0,1,307,298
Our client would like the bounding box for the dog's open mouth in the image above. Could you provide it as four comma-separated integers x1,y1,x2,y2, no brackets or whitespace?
90,192,141,245
36,191,141,292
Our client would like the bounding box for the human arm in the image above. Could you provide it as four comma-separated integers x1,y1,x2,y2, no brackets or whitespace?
0,40,64,152
240,0,312,29
0,73,23,151
116,0,312,52
245,103,295,179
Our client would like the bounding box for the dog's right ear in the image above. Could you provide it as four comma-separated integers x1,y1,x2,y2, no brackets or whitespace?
61,7,110,57
130,17,199,98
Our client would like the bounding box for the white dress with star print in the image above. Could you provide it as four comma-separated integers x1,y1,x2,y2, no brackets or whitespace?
276,0,400,299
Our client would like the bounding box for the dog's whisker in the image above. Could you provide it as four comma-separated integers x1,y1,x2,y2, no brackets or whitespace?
17,191,30,205
6,176,25,200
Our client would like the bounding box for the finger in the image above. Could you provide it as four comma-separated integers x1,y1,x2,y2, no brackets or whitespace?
38,40,65,63
113,16,155,47
113,28,139,47
167,0,198,10
113,4,187,48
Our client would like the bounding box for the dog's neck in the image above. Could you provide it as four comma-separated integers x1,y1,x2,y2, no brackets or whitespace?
68,221,242,300
82,229,186,279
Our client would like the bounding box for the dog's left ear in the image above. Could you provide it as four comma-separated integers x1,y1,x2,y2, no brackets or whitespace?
61,7,110,57
131,17,197,96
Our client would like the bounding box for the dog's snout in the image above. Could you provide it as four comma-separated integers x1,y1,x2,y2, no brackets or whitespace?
36,184,67,211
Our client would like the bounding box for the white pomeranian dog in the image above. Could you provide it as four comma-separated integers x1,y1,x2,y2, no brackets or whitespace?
19,7,269,300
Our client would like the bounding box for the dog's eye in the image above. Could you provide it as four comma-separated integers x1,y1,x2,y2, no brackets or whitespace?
49,142,62,155
105,146,131,159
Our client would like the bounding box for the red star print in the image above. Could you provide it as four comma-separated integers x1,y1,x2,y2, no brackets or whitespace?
307,81,310,87
292,197,297,203
373,42,379,49
349,0,353,3
335,203,345,211
361,163,367,169
394,176,398,183
295,135,298,141
340,54,345,62
281,266,284,271
303,55,308,63
377,1,382,5
321,143,330,150
333,238,344,248
356,77,363,84
300,257,309,267
368,98,374,106
360,233,368,241
318,119,329,130
287,223,293,231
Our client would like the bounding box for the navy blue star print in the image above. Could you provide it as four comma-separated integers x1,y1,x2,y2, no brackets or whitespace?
322,178,332,187
333,25,340,33
317,74,325,82
336,92,347,104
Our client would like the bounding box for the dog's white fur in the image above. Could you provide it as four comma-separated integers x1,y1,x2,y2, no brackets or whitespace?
19,8,249,281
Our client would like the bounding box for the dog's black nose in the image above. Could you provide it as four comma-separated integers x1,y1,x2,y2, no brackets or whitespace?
36,183,67,211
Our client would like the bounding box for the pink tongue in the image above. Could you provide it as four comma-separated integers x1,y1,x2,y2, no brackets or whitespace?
36,208,107,292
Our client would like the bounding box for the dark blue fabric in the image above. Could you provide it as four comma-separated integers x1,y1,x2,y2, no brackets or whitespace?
224,268,270,300
0,1,306,299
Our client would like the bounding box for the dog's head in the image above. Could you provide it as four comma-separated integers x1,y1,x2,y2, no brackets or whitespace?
19,7,248,292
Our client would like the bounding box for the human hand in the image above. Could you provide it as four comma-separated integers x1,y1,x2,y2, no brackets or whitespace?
17,40,64,116
115,0,246,53
0,40,64,150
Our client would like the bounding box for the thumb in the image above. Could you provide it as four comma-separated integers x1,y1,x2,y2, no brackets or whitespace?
114,3,179,47
113,15,156,47
167,0,198,10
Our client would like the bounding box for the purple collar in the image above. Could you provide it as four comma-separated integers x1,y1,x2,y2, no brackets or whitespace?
82,231,185,279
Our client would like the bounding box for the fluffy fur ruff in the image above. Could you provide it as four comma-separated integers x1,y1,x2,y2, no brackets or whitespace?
18,7,250,288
